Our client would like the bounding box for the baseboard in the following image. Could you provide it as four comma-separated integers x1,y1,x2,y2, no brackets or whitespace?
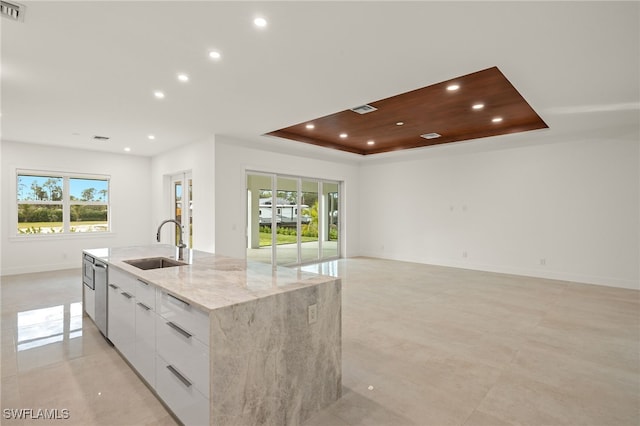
1,261,81,277
356,251,639,290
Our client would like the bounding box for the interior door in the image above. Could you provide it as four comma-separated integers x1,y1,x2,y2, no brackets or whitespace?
171,172,192,248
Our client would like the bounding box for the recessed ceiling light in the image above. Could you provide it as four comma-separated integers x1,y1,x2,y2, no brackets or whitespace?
447,84,460,91
177,73,189,82
209,50,221,60
148,135,155,140
339,133,348,138
305,124,315,129
472,103,484,110
153,91,165,99
421,133,442,140
124,147,131,152
396,121,404,126
254,17,267,27
492,117,503,123
367,140,375,145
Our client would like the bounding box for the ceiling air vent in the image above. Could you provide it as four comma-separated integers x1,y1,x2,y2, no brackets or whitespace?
1,1,25,21
350,104,377,115
93,135,110,141
421,133,441,140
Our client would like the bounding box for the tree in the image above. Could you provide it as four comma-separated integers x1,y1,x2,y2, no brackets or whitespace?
30,182,47,200
81,188,96,201
18,182,27,200
301,201,319,237
43,178,62,201
98,189,108,201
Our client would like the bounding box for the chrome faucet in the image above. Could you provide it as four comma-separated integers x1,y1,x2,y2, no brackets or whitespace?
156,219,186,261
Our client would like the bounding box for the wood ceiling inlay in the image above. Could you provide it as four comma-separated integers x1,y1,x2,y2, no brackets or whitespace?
266,67,548,155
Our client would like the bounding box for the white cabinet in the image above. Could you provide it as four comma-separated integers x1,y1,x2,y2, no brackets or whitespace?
107,268,210,426
155,354,210,426
135,299,156,386
136,278,155,308
156,290,210,425
134,278,156,386
156,314,210,398
156,290,210,346
107,268,136,361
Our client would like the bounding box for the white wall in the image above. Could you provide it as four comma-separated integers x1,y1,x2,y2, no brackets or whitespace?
359,137,640,289
5,133,636,290
150,136,216,252
213,136,360,259
1,141,152,275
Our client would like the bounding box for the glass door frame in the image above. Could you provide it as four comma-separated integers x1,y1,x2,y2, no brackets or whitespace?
246,171,341,267
170,171,192,249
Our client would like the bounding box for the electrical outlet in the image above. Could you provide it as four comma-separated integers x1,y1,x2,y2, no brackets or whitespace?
308,304,318,324
462,251,468,258
540,258,546,266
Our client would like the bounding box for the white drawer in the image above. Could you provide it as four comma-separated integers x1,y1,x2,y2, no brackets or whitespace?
156,290,209,346
155,354,209,426
135,278,155,308
134,302,156,387
109,267,136,295
156,315,209,398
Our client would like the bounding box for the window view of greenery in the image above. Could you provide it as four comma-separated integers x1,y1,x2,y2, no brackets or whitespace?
257,189,338,247
17,174,109,234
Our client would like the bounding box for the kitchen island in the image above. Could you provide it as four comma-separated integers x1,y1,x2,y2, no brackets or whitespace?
83,245,341,426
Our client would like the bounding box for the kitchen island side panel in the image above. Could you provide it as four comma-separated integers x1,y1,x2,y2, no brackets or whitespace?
209,278,342,426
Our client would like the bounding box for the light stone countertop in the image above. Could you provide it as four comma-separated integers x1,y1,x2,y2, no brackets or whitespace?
83,245,338,312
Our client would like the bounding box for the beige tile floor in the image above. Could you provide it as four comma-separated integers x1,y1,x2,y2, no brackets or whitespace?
1,258,639,425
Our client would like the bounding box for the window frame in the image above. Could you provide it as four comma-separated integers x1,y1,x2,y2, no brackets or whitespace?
14,169,112,238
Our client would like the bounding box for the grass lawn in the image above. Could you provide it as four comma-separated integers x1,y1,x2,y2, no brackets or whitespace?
18,221,107,233
259,232,317,247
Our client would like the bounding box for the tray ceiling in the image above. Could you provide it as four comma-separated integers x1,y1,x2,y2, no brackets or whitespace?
266,67,548,155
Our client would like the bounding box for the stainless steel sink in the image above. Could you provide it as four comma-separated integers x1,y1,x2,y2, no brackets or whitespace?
123,257,187,270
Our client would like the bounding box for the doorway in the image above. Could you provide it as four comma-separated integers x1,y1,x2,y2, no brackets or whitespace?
246,172,340,267
170,172,192,248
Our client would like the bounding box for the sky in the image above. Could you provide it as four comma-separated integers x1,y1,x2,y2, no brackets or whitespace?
17,175,108,201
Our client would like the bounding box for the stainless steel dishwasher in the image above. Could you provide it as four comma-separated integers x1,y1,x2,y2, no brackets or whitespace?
93,259,108,337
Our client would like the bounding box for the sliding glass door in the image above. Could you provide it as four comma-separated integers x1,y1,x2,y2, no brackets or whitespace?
323,181,339,259
300,179,319,264
246,172,340,267
276,176,298,266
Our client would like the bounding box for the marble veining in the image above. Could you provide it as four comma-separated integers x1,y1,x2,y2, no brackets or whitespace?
210,279,342,425
84,245,335,312
84,245,342,425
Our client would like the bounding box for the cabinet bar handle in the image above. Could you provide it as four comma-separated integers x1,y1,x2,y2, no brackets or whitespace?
108,284,119,289
93,263,107,270
137,279,149,286
137,302,151,311
166,321,192,339
121,291,133,299
167,293,190,307
166,365,192,388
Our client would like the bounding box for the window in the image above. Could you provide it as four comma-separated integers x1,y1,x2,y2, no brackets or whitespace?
17,171,110,235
